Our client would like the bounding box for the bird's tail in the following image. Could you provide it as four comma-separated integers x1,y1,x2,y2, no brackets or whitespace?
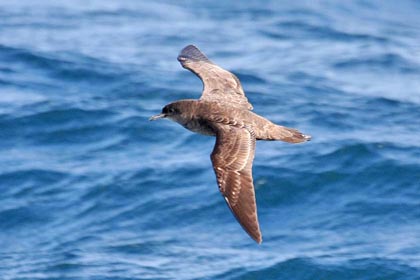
258,124,311,143
280,126,311,143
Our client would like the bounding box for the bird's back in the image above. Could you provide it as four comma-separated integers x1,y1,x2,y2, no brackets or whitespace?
193,101,271,132
192,100,310,143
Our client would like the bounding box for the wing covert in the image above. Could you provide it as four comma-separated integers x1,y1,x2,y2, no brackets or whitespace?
210,124,262,243
178,45,253,110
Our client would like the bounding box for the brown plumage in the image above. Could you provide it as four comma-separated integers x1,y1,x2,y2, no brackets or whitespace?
150,45,311,244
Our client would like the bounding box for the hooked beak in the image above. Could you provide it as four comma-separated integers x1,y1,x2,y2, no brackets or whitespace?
149,113,166,121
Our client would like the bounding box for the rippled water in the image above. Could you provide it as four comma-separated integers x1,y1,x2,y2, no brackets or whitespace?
1,1,420,279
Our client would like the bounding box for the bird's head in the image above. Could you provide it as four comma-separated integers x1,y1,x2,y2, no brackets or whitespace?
149,102,185,123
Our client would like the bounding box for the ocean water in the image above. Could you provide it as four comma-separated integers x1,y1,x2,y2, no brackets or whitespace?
1,0,420,279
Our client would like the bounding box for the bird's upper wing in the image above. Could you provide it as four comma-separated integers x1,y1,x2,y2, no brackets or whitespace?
210,123,261,243
177,45,253,110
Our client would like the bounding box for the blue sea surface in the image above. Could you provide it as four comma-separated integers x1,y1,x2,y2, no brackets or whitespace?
1,0,420,279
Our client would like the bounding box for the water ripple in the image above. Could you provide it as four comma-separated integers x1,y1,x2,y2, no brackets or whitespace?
1,0,420,279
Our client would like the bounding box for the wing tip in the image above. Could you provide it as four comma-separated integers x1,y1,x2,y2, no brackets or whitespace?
224,197,263,244
253,234,263,244
178,45,210,63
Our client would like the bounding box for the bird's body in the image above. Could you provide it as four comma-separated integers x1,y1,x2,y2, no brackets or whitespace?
150,45,311,243
164,99,308,142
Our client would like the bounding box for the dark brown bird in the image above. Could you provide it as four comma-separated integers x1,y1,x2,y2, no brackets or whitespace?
150,45,311,244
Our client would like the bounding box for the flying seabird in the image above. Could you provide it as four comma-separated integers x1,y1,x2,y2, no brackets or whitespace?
150,45,311,244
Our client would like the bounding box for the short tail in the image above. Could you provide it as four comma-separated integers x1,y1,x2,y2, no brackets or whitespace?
259,125,311,143
282,127,311,143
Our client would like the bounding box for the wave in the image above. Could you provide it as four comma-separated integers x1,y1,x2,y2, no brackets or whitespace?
0,44,126,84
333,53,420,74
264,20,390,43
217,257,420,280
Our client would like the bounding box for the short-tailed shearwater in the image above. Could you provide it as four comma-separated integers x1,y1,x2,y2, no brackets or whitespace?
150,45,311,243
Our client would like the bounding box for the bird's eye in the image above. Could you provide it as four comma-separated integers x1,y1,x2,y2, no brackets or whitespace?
162,105,178,115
